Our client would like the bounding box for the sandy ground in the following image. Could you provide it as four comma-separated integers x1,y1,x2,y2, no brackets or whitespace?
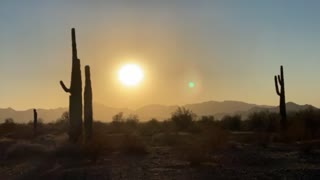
1,134,320,180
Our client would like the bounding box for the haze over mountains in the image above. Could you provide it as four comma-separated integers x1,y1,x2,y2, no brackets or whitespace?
0,101,316,123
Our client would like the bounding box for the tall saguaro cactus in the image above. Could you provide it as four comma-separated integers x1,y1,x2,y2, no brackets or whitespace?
33,109,37,136
84,65,93,141
274,65,287,130
60,28,83,142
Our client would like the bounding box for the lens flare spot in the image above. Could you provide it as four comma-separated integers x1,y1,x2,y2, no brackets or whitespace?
188,81,195,88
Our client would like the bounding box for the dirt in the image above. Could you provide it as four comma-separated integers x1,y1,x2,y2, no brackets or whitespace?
1,134,320,180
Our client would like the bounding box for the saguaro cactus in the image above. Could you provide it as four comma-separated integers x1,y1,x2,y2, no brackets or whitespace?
60,28,83,142
274,65,287,130
33,109,37,136
84,65,93,141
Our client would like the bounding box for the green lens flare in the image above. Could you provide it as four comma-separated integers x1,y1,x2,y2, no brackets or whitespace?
188,82,195,88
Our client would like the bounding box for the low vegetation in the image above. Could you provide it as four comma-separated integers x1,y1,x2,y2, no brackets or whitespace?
0,107,320,179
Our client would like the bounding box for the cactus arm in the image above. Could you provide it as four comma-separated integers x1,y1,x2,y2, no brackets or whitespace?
277,75,282,85
274,76,281,96
60,80,71,93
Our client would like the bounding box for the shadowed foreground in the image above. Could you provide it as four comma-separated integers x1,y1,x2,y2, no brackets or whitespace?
3,143,320,180
1,109,320,180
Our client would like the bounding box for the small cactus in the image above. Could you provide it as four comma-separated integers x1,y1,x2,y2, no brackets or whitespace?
274,65,287,130
33,109,37,136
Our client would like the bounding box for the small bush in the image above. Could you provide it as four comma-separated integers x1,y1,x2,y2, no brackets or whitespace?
5,142,50,159
295,108,320,139
201,127,229,152
138,119,162,136
120,134,147,155
246,111,279,132
197,115,215,125
151,132,180,146
221,115,242,131
171,107,196,131
174,127,228,166
284,118,305,142
55,143,82,158
174,140,208,166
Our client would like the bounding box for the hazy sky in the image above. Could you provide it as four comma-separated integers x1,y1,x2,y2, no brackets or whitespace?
1,0,320,110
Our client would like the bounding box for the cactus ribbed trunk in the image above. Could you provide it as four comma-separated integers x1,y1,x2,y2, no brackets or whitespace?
60,28,83,143
274,65,287,131
84,65,93,141
33,109,37,136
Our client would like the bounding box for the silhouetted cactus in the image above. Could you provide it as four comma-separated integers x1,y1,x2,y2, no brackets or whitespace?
33,109,37,136
84,65,93,141
60,28,83,143
274,65,287,130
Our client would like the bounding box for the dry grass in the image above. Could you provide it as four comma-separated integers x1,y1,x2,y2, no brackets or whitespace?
5,141,50,159
173,127,229,166
119,134,148,155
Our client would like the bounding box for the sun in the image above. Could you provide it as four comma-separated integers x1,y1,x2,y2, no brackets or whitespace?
118,64,144,86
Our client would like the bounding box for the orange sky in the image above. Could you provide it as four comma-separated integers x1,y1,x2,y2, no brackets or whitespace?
1,1,320,110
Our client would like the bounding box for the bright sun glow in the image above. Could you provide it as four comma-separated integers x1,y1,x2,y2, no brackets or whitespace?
118,64,144,86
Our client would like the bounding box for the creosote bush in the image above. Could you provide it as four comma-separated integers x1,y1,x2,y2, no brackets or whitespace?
5,142,50,159
221,114,242,131
171,107,196,131
174,126,229,166
246,111,279,132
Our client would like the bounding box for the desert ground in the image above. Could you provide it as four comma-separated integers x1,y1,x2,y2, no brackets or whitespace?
1,110,320,180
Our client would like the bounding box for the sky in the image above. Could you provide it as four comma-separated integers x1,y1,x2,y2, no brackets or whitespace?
1,0,320,110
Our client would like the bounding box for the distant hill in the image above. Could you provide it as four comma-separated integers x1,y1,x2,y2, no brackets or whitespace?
0,107,66,123
246,102,315,115
0,101,317,123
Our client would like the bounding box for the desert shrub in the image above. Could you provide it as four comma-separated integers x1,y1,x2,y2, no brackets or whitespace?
54,111,69,131
173,127,228,166
110,113,141,134
295,108,320,139
232,131,274,147
0,118,16,135
138,118,162,136
246,111,279,132
221,115,242,131
125,114,139,128
55,121,112,160
0,118,58,139
282,108,320,142
161,120,176,133
151,132,180,146
201,127,229,152
32,134,56,148
55,143,82,159
174,139,208,166
0,123,34,139
120,133,147,155
171,107,196,131
3,118,15,126
198,115,215,125
56,139,109,161
196,115,219,133
27,118,44,126
255,133,273,148
112,112,124,124
56,130,112,161
5,142,50,159
0,138,16,159
283,117,306,143
82,135,112,162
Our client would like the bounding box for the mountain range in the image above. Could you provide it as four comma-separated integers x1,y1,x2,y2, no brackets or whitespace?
0,101,316,123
